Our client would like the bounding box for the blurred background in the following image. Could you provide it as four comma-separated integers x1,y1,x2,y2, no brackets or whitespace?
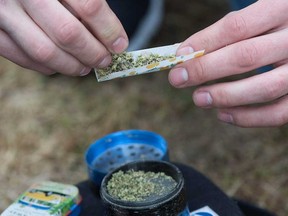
0,0,287,215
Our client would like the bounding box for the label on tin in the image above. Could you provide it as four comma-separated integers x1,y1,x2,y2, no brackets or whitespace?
190,206,219,216
1,181,81,216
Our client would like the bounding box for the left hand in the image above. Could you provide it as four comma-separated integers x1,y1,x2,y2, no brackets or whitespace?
0,0,128,76
168,0,288,128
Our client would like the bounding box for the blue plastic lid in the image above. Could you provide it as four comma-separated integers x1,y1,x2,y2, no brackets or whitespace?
85,129,169,186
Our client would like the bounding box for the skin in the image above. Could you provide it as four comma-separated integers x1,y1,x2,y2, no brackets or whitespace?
169,0,288,128
0,0,128,76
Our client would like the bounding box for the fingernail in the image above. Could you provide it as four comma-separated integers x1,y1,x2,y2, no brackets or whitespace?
98,55,112,68
193,91,213,107
218,112,234,124
80,67,91,76
169,67,188,86
112,37,129,53
177,46,194,56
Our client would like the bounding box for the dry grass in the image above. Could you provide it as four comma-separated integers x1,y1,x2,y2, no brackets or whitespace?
0,0,287,215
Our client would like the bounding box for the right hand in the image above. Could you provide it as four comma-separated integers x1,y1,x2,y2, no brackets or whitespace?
168,0,288,127
0,0,128,76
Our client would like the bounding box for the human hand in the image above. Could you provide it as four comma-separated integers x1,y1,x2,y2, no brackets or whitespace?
169,0,288,127
0,0,128,76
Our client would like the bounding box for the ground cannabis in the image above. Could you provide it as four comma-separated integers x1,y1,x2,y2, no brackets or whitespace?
97,53,175,77
135,53,175,67
106,169,177,202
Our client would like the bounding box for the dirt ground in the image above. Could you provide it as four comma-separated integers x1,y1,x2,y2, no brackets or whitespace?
0,0,287,215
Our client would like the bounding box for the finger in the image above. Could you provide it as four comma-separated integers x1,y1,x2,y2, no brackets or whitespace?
59,0,79,18
21,0,111,69
192,64,288,108
0,29,55,75
2,3,91,76
169,28,288,87
177,0,288,54
63,0,128,53
217,95,288,127
274,59,288,67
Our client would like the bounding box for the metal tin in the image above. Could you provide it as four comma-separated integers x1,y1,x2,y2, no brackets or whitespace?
1,181,81,216
100,160,189,216
85,130,169,186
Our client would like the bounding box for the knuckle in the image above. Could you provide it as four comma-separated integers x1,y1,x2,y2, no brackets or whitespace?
199,35,214,50
236,42,258,68
231,114,243,127
223,12,248,40
262,79,286,101
78,0,104,17
32,43,56,63
100,25,120,41
213,89,232,107
86,53,103,66
56,21,82,45
233,111,258,128
190,58,207,85
82,48,106,66
275,110,288,127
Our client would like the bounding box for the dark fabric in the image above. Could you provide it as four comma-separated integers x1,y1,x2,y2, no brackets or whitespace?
235,199,277,216
107,0,150,38
77,163,245,216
